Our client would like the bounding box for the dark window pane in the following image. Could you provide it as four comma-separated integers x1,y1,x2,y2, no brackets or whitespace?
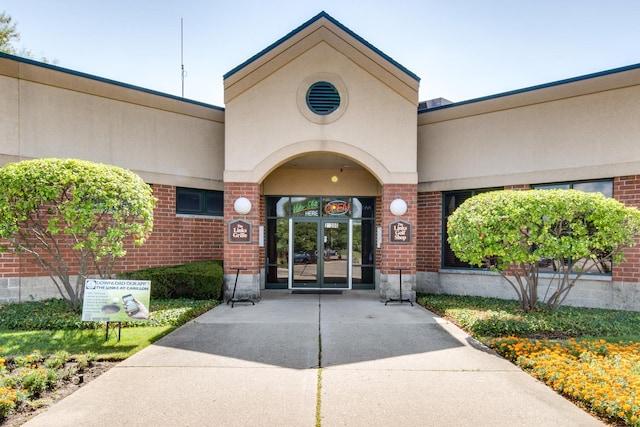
352,197,375,218
177,188,224,215
267,197,290,217
177,189,202,213
205,191,223,216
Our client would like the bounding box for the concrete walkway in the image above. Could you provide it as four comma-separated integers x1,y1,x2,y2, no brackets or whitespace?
24,291,604,426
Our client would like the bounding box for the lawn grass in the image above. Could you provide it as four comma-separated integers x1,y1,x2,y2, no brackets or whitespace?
0,326,175,360
0,298,219,360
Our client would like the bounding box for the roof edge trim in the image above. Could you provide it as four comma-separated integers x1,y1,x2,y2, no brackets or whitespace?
0,52,225,111
223,11,420,82
418,62,640,114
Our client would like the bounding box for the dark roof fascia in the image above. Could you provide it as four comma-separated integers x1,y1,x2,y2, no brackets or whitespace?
418,62,640,114
0,52,225,111
223,11,420,82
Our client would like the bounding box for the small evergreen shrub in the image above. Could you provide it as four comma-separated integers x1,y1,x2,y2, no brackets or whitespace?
118,260,223,300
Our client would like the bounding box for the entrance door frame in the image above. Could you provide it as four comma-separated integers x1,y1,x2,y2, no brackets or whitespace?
288,217,352,290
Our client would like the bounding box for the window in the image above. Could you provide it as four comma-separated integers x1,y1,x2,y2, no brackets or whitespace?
176,187,223,216
533,178,613,275
442,188,501,268
532,179,613,198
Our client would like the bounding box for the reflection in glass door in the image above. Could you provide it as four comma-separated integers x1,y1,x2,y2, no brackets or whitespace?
322,221,349,288
265,196,375,290
290,219,350,289
292,220,319,288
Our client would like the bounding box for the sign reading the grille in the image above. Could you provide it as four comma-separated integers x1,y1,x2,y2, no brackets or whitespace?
389,220,412,244
229,219,251,243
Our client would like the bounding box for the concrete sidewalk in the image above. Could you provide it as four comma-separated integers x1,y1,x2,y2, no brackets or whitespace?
24,291,604,426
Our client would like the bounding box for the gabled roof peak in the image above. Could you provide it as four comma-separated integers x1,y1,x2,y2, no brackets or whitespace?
223,11,419,82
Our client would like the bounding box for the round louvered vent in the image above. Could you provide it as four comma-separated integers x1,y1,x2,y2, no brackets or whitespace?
306,81,340,115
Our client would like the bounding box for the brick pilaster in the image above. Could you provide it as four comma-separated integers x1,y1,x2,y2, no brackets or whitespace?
614,176,640,283
223,182,261,275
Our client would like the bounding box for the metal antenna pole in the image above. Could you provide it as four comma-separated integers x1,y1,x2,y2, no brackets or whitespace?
181,17,185,97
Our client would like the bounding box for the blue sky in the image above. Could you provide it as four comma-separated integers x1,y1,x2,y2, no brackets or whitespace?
4,1,640,107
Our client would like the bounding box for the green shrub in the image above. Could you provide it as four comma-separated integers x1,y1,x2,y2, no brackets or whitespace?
417,293,640,338
0,299,94,331
0,298,218,331
118,260,223,300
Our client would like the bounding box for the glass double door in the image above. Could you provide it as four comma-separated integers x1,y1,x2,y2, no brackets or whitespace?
291,219,350,289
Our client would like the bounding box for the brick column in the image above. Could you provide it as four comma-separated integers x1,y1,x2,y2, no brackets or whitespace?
416,191,441,273
224,182,261,301
380,183,417,301
614,176,640,283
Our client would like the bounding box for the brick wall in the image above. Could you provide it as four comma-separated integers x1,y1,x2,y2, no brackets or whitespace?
0,183,224,279
505,184,530,190
416,191,441,272
614,175,640,283
380,184,417,274
223,182,261,275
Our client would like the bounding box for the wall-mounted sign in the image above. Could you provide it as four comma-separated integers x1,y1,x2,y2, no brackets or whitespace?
229,219,252,243
82,279,151,322
389,220,412,244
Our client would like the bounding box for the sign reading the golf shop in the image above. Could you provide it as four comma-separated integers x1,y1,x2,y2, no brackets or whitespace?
82,279,151,322
389,220,412,244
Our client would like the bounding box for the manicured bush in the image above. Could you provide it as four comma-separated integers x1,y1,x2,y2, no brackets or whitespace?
447,189,640,312
118,260,223,300
0,158,156,312
0,298,218,331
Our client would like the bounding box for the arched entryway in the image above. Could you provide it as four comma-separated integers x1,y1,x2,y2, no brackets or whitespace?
262,153,379,291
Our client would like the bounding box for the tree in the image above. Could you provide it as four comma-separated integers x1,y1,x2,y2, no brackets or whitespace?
0,11,20,54
0,11,56,63
447,189,640,312
0,158,156,311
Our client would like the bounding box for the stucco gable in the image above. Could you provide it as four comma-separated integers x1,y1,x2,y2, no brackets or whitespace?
223,11,420,104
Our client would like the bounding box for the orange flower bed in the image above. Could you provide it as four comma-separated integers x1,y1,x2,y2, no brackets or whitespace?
490,337,640,426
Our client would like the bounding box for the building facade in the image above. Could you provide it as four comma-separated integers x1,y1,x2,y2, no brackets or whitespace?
1,12,639,310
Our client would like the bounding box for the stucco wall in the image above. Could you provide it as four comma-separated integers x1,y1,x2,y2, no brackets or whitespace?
417,67,640,192
0,56,226,190
224,36,418,185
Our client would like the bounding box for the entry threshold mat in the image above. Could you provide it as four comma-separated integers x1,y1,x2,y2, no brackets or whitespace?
291,290,343,295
